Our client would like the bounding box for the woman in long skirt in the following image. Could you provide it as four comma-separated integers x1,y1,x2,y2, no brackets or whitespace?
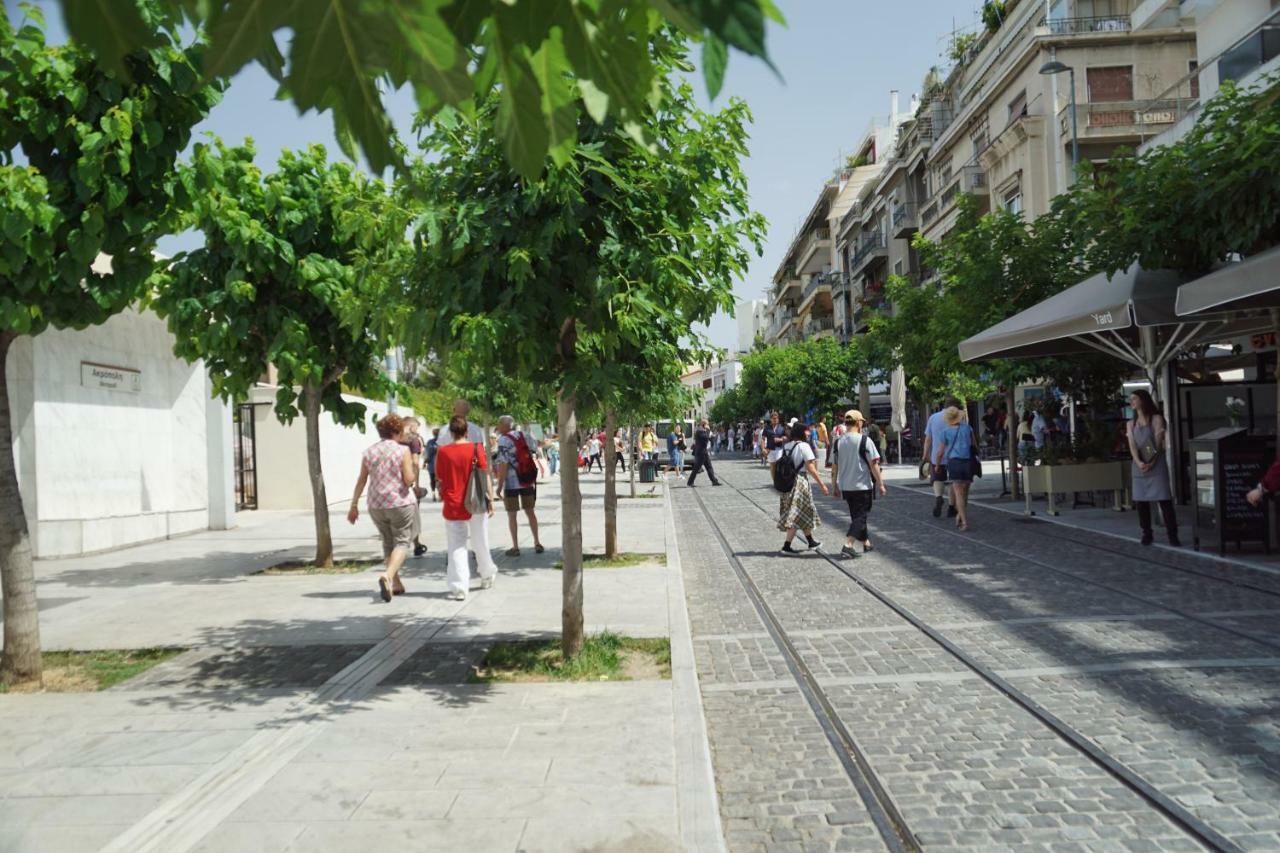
778,422,831,554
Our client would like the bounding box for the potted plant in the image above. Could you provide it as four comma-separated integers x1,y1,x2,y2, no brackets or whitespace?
1022,418,1127,515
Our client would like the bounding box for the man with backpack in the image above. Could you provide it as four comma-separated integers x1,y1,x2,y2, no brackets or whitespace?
494,415,545,557
831,409,887,558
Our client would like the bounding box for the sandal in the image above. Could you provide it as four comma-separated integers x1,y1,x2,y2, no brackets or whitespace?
957,522,969,533
535,544,545,554
378,576,392,603
505,547,521,557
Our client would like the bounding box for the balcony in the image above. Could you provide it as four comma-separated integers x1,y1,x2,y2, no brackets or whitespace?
796,227,832,275
804,315,835,338
1042,15,1130,35
772,274,802,305
892,204,919,238
1060,98,1199,140
962,164,988,195
799,272,834,311
849,233,888,274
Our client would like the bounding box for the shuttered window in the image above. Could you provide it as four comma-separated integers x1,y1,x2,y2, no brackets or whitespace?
1007,90,1027,125
1086,66,1133,103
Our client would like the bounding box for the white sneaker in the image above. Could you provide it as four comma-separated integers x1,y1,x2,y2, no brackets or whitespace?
449,590,467,601
481,577,495,590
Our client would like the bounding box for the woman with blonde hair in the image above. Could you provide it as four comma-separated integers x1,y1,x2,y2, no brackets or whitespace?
348,413,418,602
937,406,977,532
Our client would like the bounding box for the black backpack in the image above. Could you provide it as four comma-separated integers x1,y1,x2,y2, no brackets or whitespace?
773,442,800,493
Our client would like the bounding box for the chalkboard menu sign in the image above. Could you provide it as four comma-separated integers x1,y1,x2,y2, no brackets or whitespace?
1190,428,1274,555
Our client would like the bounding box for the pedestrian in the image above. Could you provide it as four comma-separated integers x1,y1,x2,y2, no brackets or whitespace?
937,406,977,532
1017,410,1036,462
584,432,603,472
765,412,786,474
347,413,418,602
921,397,961,519
831,409,887,557
816,415,829,450
639,424,658,462
434,414,499,600
425,427,441,502
613,428,628,473
1126,390,1180,547
825,412,846,469
436,398,485,446
400,416,428,557
666,425,686,477
544,435,560,476
495,415,545,556
687,418,722,486
775,421,829,553
727,424,736,453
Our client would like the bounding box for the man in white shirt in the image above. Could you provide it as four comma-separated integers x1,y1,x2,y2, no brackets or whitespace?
831,409,887,558
436,398,484,447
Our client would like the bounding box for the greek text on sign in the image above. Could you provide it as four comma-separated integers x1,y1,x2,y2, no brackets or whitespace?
81,361,141,393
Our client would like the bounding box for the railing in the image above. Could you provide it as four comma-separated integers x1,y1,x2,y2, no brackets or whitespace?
892,204,918,230
851,232,886,269
921,199,940,228
962,164,987,191
805,316,835,335
799,228,832,264
1042,15,1130,35
801,273,833,304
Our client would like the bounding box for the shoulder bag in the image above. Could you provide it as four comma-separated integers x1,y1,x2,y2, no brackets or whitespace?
464,444,490,515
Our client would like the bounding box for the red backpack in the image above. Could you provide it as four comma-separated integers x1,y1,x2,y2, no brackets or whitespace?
512,431,538,486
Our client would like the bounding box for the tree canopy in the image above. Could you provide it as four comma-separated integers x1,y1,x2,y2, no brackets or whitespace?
153,140,406,566
0,4,221,685
53,0,785,177
380,37,764,654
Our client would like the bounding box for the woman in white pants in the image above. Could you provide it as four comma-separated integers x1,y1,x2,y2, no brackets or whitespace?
434,416,499,601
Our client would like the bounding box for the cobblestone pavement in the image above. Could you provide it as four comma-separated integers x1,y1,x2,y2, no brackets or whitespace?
673,457,1280,851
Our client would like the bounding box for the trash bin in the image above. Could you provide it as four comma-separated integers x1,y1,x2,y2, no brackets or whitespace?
639,460,656,483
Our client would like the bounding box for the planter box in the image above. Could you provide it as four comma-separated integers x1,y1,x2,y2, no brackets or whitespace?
1023,461,1125,516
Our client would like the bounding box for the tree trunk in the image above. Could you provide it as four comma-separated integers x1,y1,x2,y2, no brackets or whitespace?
858,381,871,415
628,421,637,498
0,332,42,686
1007,386,1021,501
303,383,334,568
559,390,584,659
604,409,618,559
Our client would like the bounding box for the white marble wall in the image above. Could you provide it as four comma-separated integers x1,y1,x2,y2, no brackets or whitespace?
4,307,229,557
250,388,413,511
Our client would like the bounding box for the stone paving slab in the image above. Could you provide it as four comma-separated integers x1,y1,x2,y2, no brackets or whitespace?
0,474,721,853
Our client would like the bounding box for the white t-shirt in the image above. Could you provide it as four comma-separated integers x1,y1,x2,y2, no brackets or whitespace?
832,431,881,492
777,440,815,469
436,420,484,447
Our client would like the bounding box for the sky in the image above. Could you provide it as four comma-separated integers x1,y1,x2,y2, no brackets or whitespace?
12,0,983,351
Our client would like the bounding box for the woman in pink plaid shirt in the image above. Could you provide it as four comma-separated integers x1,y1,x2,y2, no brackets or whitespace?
348,413,418,602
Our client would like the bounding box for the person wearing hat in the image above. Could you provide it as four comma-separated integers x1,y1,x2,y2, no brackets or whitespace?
831,409,887,557
937,406,977,532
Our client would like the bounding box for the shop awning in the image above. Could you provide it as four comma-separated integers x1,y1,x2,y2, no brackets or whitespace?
958,263,1272,383
1175,245,1280,316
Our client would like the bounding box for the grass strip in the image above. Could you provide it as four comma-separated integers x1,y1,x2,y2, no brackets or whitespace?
552,552,666,570
0,647,185,693
255,559,381,576
471,632,671,683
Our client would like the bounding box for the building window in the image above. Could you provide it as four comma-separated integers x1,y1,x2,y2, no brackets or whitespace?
1086,65,1134,103
1189,60,1200,100
1004,189,1023,216
702,378,712,389
1007,90,1027,126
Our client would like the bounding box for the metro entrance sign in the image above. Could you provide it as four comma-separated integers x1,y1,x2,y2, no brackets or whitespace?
80,361,141,394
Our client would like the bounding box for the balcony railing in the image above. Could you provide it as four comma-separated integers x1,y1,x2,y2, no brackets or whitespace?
801,272,834,304
892,204,918,232
851,233,886,269
962,164,987,193
805,316,835,335
1042,15,1130,35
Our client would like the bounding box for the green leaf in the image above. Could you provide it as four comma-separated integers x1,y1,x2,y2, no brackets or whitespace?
204,0,292,80
701,35,728,101
530,29,576,168
495,47,548,179
59,0,161,76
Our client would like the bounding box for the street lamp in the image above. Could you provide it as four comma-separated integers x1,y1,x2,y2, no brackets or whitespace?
1039,60,1078,175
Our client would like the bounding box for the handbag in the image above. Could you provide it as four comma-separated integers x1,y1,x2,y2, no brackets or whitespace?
464,444,490,515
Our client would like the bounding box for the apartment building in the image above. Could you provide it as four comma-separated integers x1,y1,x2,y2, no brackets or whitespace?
917,0,1196,248
1137,0,1280,151
767,99,908,347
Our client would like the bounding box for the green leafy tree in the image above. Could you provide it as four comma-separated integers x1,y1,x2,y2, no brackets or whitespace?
153,141,405,568
384,40,764,656
733,337,863,418
1056,72,1280,277
55,0,784,178
0,7,220,684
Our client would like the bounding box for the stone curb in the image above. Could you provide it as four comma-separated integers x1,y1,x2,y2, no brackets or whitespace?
665,484,728,853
